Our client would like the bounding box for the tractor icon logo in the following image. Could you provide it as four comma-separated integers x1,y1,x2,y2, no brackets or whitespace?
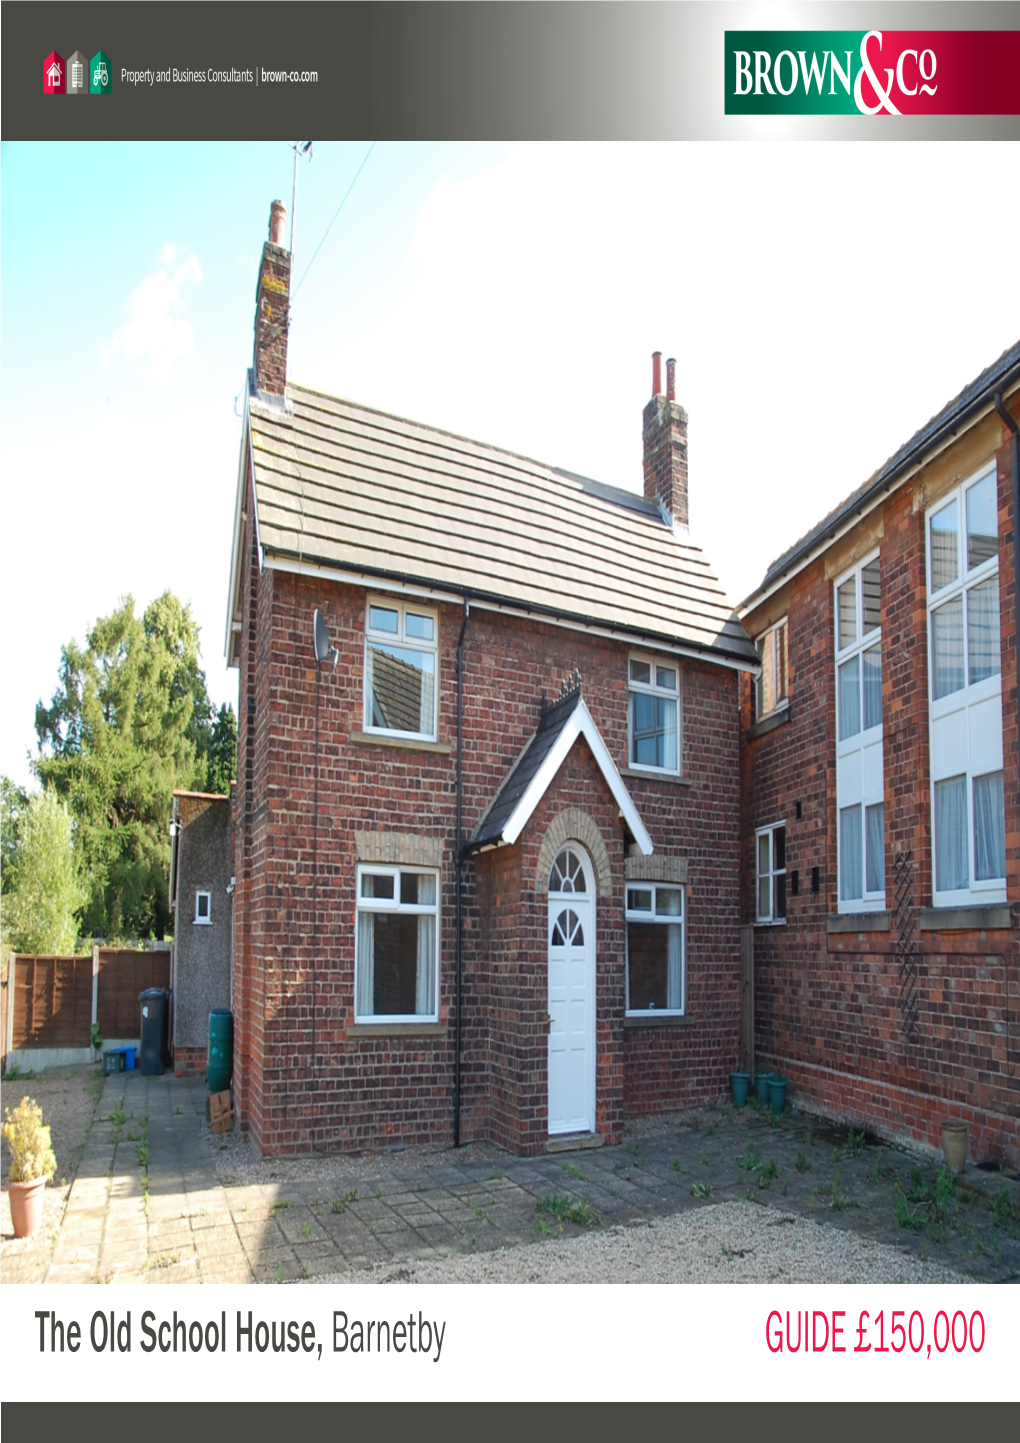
89,49,112,94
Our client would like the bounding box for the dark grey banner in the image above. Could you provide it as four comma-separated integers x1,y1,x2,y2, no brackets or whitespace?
4,1,1020,140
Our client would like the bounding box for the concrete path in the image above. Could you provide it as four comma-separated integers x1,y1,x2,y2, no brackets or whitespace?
16,1072,1020,1284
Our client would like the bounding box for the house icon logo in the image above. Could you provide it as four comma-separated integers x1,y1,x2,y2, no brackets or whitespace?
43,51,65,95
90,50,111,95
67,51,88,96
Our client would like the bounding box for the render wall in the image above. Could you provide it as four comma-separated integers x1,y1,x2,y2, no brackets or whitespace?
172,799,231,1057
741,401,1020,1168
232,543,744,1155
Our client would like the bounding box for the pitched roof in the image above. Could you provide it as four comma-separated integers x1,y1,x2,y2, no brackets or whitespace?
467,691,652,855
240,383,756,667
745,339,1020,606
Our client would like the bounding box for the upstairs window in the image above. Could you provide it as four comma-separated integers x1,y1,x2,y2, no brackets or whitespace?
754,619,788,719
927,469,1005,905
355,866,439,1022
625,884,685,1014
628,657,679,773
835,554,885,910
364,599,438,741
756,823,786,923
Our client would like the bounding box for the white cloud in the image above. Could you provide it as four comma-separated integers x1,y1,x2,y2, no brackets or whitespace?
101,244,203,383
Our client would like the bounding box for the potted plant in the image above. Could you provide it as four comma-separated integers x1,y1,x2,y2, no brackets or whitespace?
730,1070,751,1107
756,1072,771,1106
768,1075,789,1115
2,1096,57,1238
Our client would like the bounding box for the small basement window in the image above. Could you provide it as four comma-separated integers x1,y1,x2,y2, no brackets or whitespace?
355,865,439,1022
625,884,685,1015
194,891,212,925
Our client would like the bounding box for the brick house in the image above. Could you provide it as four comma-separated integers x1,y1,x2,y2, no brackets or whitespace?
224,201,757,1156
740,341,1020,1168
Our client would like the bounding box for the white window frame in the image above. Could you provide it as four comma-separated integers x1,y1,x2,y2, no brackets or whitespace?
627,654,681,775
926,465,1005,908
624,883,685,1016
363,597,439,742
754,617,789,720
194,891,212,925
755,822,786,924
834,551,886,913
354,863,440,1024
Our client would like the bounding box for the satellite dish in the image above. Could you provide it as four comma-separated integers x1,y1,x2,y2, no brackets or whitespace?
313,609,339,669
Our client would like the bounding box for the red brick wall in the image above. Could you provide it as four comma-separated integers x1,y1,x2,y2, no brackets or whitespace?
742,399,1020,1168
231,556,745,1155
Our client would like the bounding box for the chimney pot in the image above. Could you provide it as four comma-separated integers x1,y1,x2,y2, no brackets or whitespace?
666,357,676,402
651,351,662,397
642,352,688,529
269,199,288,248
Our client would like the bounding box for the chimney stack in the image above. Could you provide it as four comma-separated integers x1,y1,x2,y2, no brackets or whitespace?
642,351,688,528
252,199,291,397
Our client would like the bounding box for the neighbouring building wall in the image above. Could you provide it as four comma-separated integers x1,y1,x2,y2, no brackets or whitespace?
741,400,1020,1168
172,795,231,1076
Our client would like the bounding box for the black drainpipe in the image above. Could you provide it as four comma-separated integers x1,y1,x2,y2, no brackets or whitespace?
994,392,1019,1081
454,596,471,1147
994,392,1020,697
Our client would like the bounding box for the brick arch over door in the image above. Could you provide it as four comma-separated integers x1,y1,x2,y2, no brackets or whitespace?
536,808,613,899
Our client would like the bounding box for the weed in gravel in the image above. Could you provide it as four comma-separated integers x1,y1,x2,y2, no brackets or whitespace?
692,1181,712,1199
136,1141,149,1169
535,1218,560,1239
299,1266,310,1280
125,1131,139,1142
795,1148,810,1173
271,1200,295,1218
487,1167,503,1181
561,1163,586,1181
700,1149,712,1167
830,1177,855,1211
474,1206,486,1222
990,1182,1020,1228
894,1168,953,1240
867,1155,893,1183
536,1194,601,1228
671,1157,681,1171
304,1223,312,1239
329,1188,358,1214
108,1104,125,1127
275,1266,284,1283
738,1145,759,1172
758,1159,779,1189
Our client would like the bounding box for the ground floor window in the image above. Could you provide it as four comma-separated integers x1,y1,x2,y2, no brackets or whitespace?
355,866,438,1021
625,884,684,1014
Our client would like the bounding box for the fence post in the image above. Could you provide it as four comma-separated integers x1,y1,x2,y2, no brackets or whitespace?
740,924,755,1078
92,944,100,1043
6,954,16,1060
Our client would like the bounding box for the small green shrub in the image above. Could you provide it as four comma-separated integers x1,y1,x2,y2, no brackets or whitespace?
329,1188,358,1214
2,1096,57,1182
535,1193,601,1228
795,1148,810,1173
692,1181,712,1199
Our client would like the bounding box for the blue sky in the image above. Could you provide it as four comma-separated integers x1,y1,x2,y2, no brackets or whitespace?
2,140,1018,788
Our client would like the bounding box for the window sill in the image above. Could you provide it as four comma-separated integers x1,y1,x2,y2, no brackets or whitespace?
350,731,453,755
827,911,891,934
620,767,692,786
747,704,791,742
754,918,786,928
346,1022,447,1038
623,1014,694,1029
919,904,1013,932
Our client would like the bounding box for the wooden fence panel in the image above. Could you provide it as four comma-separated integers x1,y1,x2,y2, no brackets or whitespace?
97,950,170,1038
10,955,93,1050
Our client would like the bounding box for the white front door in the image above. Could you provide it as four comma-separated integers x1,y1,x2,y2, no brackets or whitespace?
547,846,595,1135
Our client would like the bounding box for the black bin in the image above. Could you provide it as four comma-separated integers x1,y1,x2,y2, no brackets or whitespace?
139,988,170,1076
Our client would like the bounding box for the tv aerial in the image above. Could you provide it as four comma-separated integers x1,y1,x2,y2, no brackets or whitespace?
313,609,339,669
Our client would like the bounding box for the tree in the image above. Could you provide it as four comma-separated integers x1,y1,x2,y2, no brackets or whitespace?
1,790,86,955
1,775,29,892
34,592,218,940
204,703,237,795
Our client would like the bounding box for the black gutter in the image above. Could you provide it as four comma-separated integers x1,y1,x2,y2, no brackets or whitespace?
994,393,1020,712
751,353,1020,603
453,596,470,1148
265,551,758,669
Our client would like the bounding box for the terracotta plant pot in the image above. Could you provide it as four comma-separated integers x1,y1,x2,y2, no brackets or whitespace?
8,1176,47,1238
941,1121,968,1175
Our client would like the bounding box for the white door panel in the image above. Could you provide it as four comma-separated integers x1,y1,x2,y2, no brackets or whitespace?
838,749,862,806
932,707,968,780
969,695,1004,773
